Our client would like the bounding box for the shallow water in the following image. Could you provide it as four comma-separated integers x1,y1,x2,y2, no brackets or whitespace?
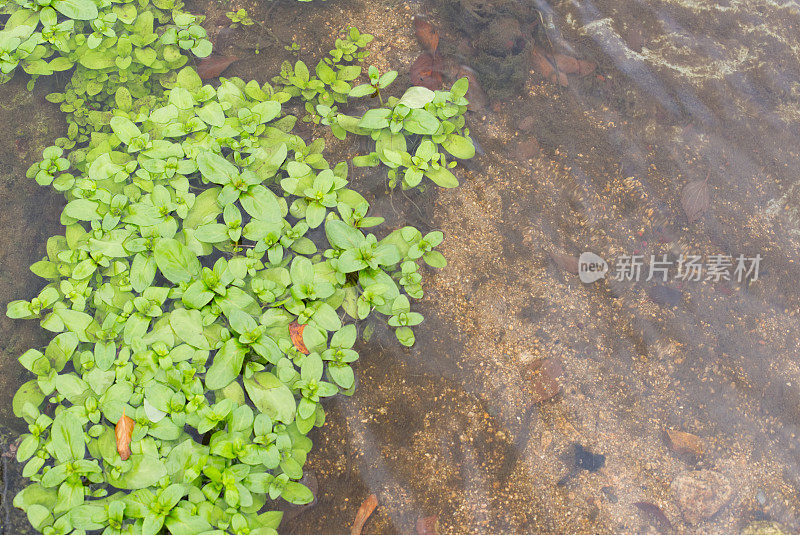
3,0,800,533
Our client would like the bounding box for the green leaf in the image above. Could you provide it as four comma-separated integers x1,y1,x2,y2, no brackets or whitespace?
349,83,373,98
325,219,364,250
252,101,281,123
78,50,116,70
328,363,354,389
50,411,85,462
289,256,314,286
52,0,97,20
424,250,447,268
403,108,440,135
240,186,281,222
93,341,116,371
358,108,391,130
13,380,44,420
54,308,93,335
395,326,416,346
110,117,142,146
282,481,314,505
205,339,247,390
425,166,459,188
196,101,225,127
63,199,100,221
169,87,195,109
55,373,88,404
154,239,201,284
197,151,238,185
131,254,157,293
399,86,435,108
243,372,296,424
442,134,475,159
170,308,212,349
107,455,167,489
25,504,53,530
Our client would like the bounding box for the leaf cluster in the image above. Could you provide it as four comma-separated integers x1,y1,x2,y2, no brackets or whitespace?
328,80,475,190
9,60,446,533
0,0,213,145
271,27,373,122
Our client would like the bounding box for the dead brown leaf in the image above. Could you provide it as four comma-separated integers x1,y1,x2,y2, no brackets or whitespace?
289,321,309,354
530,47,569,86
531,47,555,79
547,251,579,274
552,53,580,74
350,494,378,535
413,16,439,54
523,358,563,403
681,176,710,223
197,55,238,80
576,60,597,76
634,501,673,531
115,410,134,461
411,53,444,90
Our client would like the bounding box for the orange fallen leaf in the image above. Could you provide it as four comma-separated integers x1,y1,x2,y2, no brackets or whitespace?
530,47,555,79
551,53,580,74
350,494,378,535
115,410,134,460
413,16,439,54
289,321,309,354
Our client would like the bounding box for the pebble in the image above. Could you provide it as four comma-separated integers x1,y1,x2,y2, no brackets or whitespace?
517,115,536,132
671,469,732,525
522,358,563,402
416,516,438,534
515,138,541,160
665,429,703,457
601,486,619,503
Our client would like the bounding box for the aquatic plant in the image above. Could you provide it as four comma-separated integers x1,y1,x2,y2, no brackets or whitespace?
344,81,474,190
0,0,213,144
272,27,374,122
225,9,254,29
3,6,474,530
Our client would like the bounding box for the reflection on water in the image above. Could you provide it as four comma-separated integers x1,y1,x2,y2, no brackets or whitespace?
3,0,800,532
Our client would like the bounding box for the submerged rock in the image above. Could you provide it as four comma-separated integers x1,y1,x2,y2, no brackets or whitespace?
672,469,732,524
475,17,524,56
522,358,563,403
